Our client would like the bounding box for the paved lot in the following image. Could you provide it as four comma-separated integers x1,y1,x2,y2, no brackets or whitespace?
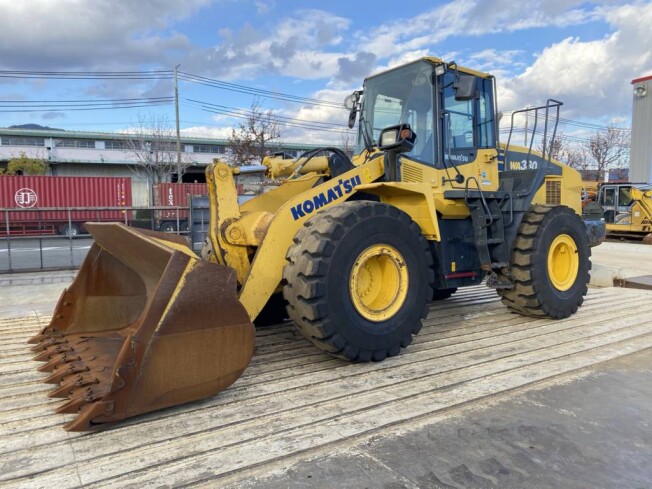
1,286,651,488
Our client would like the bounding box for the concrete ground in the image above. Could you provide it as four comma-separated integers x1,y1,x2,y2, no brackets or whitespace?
0,241,651,488
590,240,652,287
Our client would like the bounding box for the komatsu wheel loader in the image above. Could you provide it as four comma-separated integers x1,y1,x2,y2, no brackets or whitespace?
30,57,606,431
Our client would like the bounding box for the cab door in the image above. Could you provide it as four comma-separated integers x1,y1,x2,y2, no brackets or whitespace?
600,185,617,223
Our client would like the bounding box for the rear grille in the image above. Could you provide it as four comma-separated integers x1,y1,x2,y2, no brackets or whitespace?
546,180,561,205
402,163,423,183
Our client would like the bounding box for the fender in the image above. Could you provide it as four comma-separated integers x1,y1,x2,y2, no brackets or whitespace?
355,182,441,241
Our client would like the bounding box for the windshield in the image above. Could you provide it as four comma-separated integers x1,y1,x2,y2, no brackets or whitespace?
356,61,435,165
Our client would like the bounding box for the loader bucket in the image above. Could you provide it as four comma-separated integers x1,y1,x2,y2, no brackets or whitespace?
29,223,254,431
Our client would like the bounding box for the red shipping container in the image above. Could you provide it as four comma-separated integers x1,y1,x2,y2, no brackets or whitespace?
152,183,207,230
0,175,132,236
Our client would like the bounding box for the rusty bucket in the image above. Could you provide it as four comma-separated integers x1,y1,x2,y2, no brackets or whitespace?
29,223,254,431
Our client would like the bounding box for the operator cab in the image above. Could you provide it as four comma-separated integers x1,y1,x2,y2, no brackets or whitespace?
350,58,498,180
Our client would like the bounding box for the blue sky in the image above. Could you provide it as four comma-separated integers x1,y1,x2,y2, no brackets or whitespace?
1,0,651,147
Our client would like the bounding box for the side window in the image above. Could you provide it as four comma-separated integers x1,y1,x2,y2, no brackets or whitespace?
442,74,474,150
477,78,496,149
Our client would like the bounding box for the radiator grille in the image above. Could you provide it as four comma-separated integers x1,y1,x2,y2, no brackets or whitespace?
546,180,561,205
402,164,423,183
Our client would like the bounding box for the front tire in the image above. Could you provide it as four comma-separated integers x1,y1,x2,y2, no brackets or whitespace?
283,201,433,362
498,205,591,319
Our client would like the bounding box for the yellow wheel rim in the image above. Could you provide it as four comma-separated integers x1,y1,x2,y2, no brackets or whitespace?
547,234,579,291
349,245,409,322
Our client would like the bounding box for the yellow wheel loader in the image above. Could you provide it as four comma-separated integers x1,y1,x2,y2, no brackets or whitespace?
30,57,606,431
595,183,652,240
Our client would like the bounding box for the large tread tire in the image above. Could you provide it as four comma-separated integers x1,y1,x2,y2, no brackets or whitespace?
498,205,591,319
283,201,433,362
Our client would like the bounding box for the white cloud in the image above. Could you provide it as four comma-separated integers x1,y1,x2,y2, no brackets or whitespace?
0,0,209,69
355,0,600,62
499,2,652,121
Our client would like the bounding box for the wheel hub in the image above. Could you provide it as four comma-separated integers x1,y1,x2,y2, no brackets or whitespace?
547,234,579,291
349,245,409,322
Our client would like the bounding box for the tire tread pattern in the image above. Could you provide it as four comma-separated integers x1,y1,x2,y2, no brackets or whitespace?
283,201,433,361
498,205,591,319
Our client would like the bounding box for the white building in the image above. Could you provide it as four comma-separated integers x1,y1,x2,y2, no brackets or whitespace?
630,75,652,183
0,127,326,205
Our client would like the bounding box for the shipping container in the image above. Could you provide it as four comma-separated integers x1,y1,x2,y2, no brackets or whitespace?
0,175,132,236
152,182,244,232
152,183,207,232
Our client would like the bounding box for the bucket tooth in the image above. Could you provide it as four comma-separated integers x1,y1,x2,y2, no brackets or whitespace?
30,337,68,353
56,386,103,414
56,395,93,414
37,354,66,372
28,330,63,345
49,375,99,399
44,362,90,384
33,344,75,362
37,353,80,372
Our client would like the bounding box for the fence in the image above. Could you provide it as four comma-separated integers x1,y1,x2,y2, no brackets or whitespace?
0,204,210,273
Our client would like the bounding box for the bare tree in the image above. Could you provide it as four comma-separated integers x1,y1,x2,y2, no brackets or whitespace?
584,125,630,181
125,114,191,185
564,145,591,174
228,99,281,166
340,133,356,158
537,132,591,176
537,131,567,161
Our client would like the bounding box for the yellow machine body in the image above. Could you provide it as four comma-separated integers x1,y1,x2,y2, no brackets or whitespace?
30,56,597,431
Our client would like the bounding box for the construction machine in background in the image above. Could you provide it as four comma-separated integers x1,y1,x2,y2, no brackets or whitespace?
594,182,652,241
30,57,606,431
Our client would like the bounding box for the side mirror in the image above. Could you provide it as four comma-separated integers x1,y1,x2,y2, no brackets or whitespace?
344,90,363,129
378,124,416,153
348,108,358,129
454,75,476,101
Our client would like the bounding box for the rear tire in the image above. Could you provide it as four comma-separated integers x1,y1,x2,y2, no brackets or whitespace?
283,201,433,362
60,223,80,237
498,205,591,319
160,221,178,233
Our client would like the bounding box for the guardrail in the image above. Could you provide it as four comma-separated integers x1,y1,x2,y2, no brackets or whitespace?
0,205,210,274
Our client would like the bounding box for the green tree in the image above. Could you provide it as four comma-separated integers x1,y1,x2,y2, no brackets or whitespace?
1,153,48,175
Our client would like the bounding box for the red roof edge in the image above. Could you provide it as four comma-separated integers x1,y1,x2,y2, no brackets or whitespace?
632,74,652,84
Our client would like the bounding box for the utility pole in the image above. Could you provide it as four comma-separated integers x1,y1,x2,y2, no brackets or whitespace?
174,64,182,182
524,110,528,146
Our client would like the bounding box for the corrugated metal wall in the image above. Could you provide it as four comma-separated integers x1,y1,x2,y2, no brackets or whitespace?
53,164,150,206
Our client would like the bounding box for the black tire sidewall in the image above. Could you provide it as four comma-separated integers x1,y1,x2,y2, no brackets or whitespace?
161,222,177,232
323,211,430,352
531,210,590,305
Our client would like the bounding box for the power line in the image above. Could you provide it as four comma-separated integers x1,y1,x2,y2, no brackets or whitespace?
0,70,172,80
0,96,173,104
185,98,349,129
178,71,344,109
0,101,173,113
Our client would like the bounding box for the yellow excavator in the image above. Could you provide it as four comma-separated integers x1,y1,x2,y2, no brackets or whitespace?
29,57,606,431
